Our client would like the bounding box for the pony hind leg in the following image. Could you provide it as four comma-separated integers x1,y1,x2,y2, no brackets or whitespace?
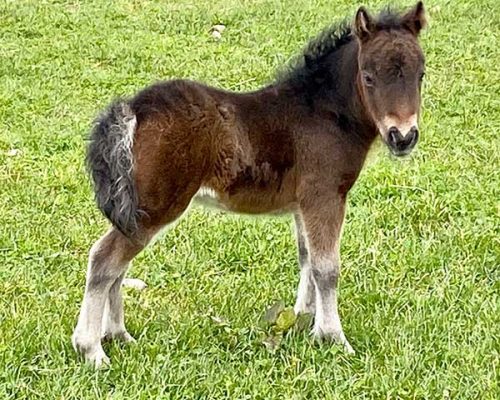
72,228,147,367
103,273,149,342
101,271,135,343
73,188,197,367
102,241,161,344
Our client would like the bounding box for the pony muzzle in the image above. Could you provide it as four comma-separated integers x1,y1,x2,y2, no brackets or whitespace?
385,125,419,156
378,114,419,156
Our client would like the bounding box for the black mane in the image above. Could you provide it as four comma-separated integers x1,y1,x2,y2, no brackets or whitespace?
277,8,409,98
277,19,353,90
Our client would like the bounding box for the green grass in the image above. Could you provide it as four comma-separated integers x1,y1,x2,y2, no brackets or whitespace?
0,0,499,398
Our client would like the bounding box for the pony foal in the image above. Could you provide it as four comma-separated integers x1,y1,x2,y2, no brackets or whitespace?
73,3,427,366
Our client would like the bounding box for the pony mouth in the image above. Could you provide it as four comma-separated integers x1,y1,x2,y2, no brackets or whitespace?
388,145,415,157
380,135,418,157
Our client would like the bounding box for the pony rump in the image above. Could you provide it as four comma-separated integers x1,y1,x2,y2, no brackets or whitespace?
87,101,139,237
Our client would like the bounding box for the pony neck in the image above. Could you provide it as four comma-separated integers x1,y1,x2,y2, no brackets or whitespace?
279,38,378,148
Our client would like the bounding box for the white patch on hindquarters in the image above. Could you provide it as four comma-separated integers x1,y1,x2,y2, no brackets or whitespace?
110,104,137,201
118,104,136,170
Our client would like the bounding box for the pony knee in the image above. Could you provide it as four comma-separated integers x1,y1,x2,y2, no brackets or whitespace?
311,261,339,291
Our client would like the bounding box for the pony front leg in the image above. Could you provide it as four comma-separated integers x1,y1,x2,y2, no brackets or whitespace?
309,254,354,354
293,213,316,315
299,195,354,354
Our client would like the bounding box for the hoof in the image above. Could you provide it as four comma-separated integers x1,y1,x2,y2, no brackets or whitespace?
311,326,355,354
72,333,111,368
119,331,136,343
102,330,136,344
86,349,110,368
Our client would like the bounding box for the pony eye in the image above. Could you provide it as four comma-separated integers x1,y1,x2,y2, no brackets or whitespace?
419,72,425,81
362,72,374,86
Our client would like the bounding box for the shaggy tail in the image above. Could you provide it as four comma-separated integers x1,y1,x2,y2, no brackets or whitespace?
87,101,139,237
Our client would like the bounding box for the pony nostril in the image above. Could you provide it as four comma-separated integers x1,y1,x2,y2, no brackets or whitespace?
405,126,419,146
410,127,419,142
388,127,400,144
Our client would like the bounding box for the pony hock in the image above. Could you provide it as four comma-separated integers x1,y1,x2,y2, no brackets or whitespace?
73,2,427,366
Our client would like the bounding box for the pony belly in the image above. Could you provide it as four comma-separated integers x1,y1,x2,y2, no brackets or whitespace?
226,190,297,215
194,185,296,215
194,186,229,211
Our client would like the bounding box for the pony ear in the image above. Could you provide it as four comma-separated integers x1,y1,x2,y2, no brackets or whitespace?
402,1,427,35
354,7,376,42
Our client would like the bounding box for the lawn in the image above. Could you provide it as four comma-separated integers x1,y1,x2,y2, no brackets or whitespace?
0,0,498,398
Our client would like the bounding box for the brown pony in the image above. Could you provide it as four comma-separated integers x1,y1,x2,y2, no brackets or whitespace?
73,3,427,366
